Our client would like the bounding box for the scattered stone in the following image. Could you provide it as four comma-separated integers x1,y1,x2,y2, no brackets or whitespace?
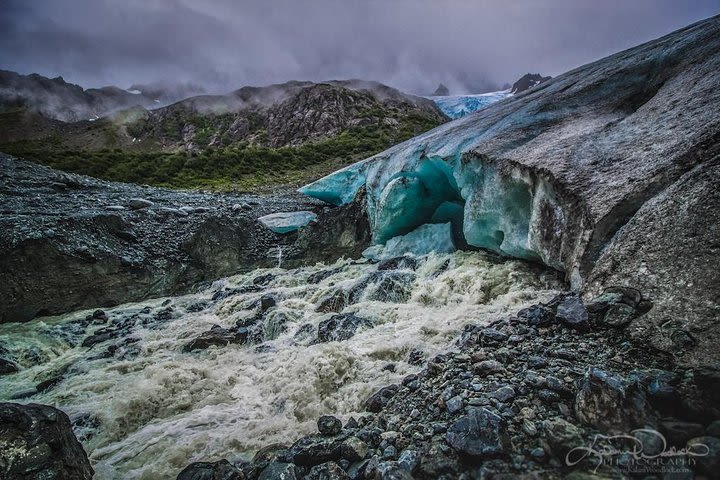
318,415,343,436
257,462,298,480
555,296,590,331
475,359,504,374
305,461,349,480
128,198,154,210
365,385,400,413
544,417,583,459
446,395,464,413
341,436,368,462
517,304,555,327
446,408,509,458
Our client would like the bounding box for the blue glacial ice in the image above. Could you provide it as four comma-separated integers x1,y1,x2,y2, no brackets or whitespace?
258,211,317,234
363,222,456,261
428,91,511,119
298,101,567,269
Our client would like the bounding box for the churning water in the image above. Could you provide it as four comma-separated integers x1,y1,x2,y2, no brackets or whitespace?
0,252,563,479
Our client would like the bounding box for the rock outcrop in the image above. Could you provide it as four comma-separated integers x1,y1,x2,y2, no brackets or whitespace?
0,402,94,479
0,154,370,323
432,83,450,96
509,73,551,94
300,15,720,364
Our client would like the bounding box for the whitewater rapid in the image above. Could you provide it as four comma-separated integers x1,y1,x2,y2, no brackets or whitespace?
0,252,562,479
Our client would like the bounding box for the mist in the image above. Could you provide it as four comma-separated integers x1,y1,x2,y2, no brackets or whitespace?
1,0,718,94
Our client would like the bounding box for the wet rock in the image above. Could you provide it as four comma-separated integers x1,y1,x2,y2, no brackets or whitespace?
305,461,349,479
599,303,636,327
687,436,720,476
341,436,368,462
488,386,516,403
91,309,108,324
446,408,509,458
128,198,154,209
407,348,425,366
365,385,400,413
445,395,464,413
0,357,19,375
316,289,347,313
257,462,297,480
517,304,555,327
376,256,418,271
397,449,420,473
575,368,652,433
555,296,590,331
661,420,705,446
475,359,504,374
364,271,416,303
317,313,373,343
0,402,94,479
176,460,244,480
252,273,275,286
183,325,241,352
544,417,583,459
288,436,343,467
318,415,343,436
259,294,277,313
307,268,342,284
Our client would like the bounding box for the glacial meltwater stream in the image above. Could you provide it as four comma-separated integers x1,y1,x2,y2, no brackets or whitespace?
0,252,562,479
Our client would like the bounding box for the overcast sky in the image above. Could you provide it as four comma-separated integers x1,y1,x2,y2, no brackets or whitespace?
1,0,718,94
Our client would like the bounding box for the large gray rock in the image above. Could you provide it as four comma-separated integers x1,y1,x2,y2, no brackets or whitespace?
0,402,94,480
446,408,509,458
300,15,720,365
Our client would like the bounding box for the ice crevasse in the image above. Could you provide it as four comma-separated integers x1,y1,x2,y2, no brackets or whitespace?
299,115,570,271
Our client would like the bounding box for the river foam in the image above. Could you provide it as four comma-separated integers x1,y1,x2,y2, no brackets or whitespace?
0,251,562,479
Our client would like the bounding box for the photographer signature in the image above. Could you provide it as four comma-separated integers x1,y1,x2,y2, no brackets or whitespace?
566,429,710,473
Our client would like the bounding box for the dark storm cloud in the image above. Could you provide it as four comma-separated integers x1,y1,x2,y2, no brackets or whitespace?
1,0,718,94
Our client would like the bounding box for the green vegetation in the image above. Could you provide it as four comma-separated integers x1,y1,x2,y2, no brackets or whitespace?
0,113,441,191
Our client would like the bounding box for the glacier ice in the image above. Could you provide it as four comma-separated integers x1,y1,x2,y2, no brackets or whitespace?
258,211,317,234
299,99,568,271
363,222,456,261
428,91,511,119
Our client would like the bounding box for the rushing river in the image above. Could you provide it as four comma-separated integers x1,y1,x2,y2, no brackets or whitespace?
0,251,562,479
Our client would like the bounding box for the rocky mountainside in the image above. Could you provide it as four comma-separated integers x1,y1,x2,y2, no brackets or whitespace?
0,77,447,190
0,70,167,122
510,73,551,94
300,15,720,366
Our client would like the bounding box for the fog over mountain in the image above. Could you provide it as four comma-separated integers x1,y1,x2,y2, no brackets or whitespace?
1,0,717,94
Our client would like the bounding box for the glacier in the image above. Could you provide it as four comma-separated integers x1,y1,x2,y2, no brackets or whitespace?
362,222,456,261
298,106,569,271
428,91,511,119
257,211,317,234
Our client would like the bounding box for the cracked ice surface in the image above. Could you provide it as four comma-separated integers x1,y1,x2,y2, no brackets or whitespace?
299,107,567,269
258,211,317,234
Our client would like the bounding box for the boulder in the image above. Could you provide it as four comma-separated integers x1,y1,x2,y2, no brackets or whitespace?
0,402,94,479
318,415,343,436
317,313,373,343
446,408,509,458
574,368,653,433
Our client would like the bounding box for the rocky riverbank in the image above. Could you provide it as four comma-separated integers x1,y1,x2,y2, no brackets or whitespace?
175,289,720,479
0,154,370,323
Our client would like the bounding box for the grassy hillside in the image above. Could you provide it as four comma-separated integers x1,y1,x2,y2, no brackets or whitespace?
0,112,439,191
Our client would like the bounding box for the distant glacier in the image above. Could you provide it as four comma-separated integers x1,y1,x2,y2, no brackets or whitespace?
427,91,511,119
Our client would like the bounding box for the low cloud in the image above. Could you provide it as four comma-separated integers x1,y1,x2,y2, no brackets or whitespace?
1,0,717,94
